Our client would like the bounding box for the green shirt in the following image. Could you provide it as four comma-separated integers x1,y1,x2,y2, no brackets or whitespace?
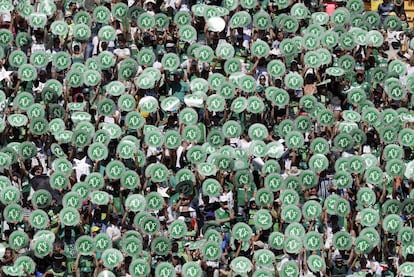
79,255,95,273
382,270,394,277
248,209,258,227
332,265,348,277
236,185,256,207
302,219,324,233
351,81,370,95
46,268,66,277
215,207,231,231
171,81,189,103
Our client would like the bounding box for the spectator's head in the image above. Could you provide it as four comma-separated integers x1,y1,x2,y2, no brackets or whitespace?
117,35,126,49
51,252,65,269
110,213,119,225
249,198,257,209
38,70,47,82
258,75,266,85
276,31,284,41
309,187,318,197
166,42,176,53
101,41,108,51
73,45,80,54
4,247,13,258
172,253,181,265
64,226,72,238
92,226,100,236
173,71,182,81
330,215,339,225
223,183,230,192
356,71,364,84
69,2,76,11
32,165,43,176
171,241,179,252
360,257,368,268
305,73,315,85
11,172,20,182
219,196,229,209
3,229,11,241
144,0,156,10
53,239,64,253
334,256,344,267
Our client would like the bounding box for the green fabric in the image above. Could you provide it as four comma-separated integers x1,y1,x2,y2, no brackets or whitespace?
382,271,394,277
376,56,388,68
215,207,231,231
197,123,206,144
302,218,324,233
248,209,257,226
236,185,256,207
180,54,189,64
366,67,375,85
21,182,31,193
83,224,91,235
72,56,84,64
66,258,76,276
19,81,33,92
47,268,66,277
245,61,254,73
79,255,94,273
354,62,365,72
289,101,300,118
130,44,139,56
172,90,185,104
332,265,348,277
273,222,279,232
171,81,189,103
113,197,122,215
351,81,370,95
64,242,77,259
402,22,410,35
373,202,381,212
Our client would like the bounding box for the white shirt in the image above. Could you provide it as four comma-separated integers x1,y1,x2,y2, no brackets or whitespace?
238,139,251,151
31,43,46,54
0,11,10,23
113,47,131,58
73,156,91,182
277,255,290,271
221,191,233,209
146,146,161,157
106,224,121,241
174,264,182,275
176,144,192,168
104,110,120,124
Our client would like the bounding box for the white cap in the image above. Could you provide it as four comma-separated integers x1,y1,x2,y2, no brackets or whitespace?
219,196,228,202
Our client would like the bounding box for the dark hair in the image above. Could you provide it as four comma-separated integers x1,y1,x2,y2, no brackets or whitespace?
31,165,43,175
305,74,315,84
118,34,126,43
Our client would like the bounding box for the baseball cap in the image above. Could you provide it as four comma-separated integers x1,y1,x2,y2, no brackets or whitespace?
92,226,100,232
